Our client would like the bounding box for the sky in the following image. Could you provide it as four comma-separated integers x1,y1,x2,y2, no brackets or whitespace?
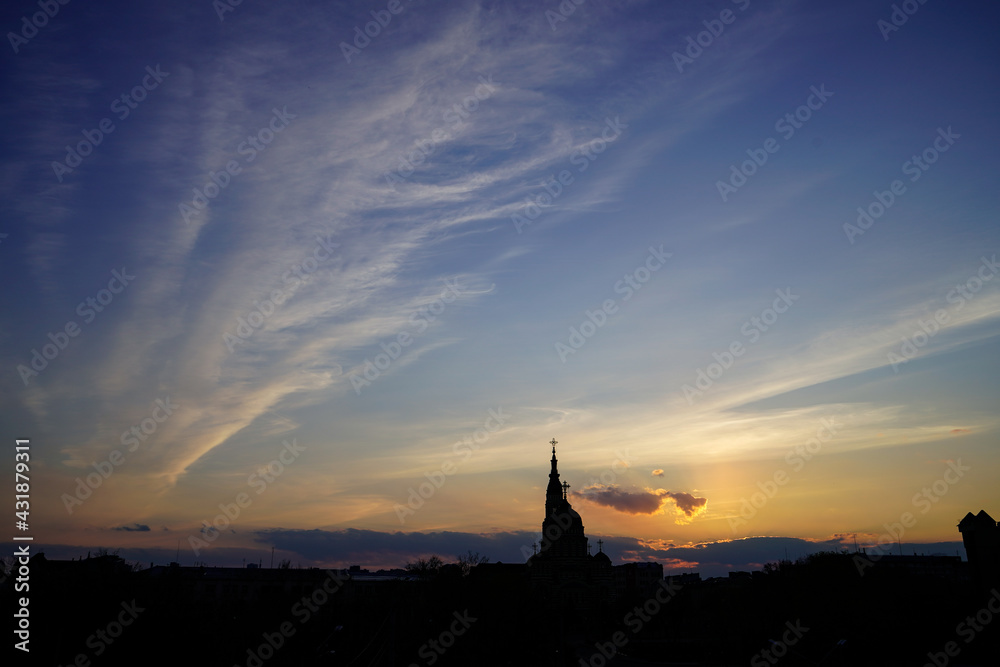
1,0,998,577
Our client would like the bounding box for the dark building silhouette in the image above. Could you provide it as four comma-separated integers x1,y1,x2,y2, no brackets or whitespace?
526,439,612,612
864,554,967,582
13,517,1000,665
959,509,1000,588
613,561,664,601
665,571,702,588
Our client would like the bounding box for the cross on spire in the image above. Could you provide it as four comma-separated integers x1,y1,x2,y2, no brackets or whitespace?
561,481,570,499
597,539,604,553
550,437,558,454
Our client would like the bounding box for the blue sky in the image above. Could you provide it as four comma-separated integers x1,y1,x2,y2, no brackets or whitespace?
1,0,998,574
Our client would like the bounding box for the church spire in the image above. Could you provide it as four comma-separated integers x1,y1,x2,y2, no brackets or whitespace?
538,438,588,560
546,438,563,511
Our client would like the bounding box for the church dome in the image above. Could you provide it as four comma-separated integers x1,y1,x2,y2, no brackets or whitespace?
557,500,585,533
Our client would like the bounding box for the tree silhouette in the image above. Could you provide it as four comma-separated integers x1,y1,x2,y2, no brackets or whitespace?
405,555,444,577
457,550,491,576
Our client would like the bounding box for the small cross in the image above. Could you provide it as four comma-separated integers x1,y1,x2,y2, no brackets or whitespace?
561,481,570,499
549,437,558,453
597,539,604,553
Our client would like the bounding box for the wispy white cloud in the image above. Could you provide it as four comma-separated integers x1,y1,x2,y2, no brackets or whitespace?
5,0,997,550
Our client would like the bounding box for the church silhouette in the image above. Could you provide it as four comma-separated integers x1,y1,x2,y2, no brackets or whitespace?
526,439,613,612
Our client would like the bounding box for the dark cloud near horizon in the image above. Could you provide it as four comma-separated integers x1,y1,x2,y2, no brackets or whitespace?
254,528,542,566
636,536,968,575
253,528,656,567
112,523,150,532
32,532,966,579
